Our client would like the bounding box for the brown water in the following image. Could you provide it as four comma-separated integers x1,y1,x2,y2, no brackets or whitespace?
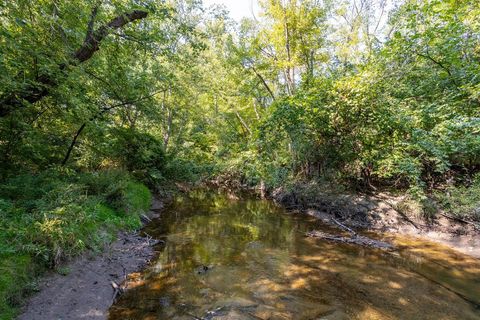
109,190,480,320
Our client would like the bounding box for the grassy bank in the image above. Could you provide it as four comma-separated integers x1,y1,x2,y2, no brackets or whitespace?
0,169,152,319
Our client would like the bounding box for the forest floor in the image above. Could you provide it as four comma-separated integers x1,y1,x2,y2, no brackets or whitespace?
16,198,165,320
272,187,480,258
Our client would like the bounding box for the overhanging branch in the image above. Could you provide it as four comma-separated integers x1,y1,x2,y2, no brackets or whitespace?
74,10,148,63
0,8,148,117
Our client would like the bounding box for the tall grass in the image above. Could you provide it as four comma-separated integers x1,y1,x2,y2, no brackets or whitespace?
0,168,152,319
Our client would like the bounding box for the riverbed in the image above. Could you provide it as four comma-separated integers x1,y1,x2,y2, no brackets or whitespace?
109,190,480,320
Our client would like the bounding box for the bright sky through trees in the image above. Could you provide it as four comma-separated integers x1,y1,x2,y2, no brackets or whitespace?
203,0,258,21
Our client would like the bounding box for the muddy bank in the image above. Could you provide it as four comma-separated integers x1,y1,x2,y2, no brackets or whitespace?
17,198,166,320
17,233,156,320
272,186,480,258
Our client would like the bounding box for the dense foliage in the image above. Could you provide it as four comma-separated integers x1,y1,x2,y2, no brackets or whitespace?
215,0,480,194
1,0,479,317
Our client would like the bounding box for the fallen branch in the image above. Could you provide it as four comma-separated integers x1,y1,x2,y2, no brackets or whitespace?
140,214,152,224
111,280,123,302
307,231,393,250
438,213,480,230
332,218,357,235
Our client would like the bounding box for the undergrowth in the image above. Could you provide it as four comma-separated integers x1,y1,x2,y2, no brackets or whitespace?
0,168,152,319
435,174,480,222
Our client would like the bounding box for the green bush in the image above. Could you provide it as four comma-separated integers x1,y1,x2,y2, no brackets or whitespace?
435,175,480,221
109,128,166,186
163,156,216,183
79,170,151,215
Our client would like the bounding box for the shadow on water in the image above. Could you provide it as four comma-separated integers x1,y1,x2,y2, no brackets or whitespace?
108,189,480,320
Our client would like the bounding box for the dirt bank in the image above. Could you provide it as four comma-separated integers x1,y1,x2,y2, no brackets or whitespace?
272,186,480,258
17,198,166,320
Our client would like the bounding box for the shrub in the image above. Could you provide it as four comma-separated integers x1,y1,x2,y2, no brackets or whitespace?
109,128,166,186
435,175,480,221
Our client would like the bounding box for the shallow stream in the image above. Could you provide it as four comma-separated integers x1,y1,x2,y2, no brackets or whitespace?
109,190,480,320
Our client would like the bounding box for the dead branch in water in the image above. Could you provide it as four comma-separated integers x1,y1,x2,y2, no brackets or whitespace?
307,230,393,250
332,218,357,235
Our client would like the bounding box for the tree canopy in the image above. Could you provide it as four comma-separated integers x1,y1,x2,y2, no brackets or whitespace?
1,0,479,206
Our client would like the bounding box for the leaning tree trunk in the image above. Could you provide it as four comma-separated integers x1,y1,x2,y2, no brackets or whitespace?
0,9,148,118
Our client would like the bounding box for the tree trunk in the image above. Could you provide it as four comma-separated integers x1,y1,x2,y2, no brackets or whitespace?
163,108,173,149
62,123,87,166
0,9,148,118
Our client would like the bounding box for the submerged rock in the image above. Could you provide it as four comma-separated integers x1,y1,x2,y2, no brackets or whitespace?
195,264,214,275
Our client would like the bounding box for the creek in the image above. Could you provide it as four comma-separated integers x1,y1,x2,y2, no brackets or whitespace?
109,190,480,320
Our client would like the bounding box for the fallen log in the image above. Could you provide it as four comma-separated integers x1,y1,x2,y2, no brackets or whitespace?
332,218,357,235
306,231,393,250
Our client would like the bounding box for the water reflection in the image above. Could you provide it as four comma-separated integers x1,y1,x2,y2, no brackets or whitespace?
109,190,480,320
